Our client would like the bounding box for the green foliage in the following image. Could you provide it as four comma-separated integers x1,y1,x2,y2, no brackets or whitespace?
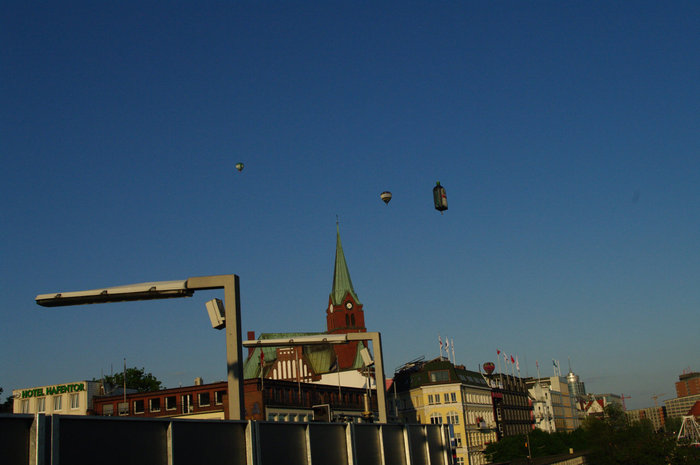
484,403,700,465
484,434,529,462
0,386,13,411
664,416,683,435
101,367,163,393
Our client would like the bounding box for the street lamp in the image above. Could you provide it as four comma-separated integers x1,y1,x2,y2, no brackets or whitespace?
36,274,245,421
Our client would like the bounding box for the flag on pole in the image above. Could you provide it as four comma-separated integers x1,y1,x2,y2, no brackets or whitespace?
516,356,520,373
497,349,501,355
439,335,443,358
511,355,515,364
451,339,455,364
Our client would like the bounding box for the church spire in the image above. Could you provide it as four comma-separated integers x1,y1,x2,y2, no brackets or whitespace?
330,224,361,306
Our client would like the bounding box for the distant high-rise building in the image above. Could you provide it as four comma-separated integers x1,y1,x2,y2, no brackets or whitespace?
665,371,700,419
626,406,666,431
566,370,586,400
675,371,700,398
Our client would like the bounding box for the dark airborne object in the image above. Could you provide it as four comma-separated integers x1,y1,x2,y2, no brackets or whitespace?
380,191,392,205
433,181,448,213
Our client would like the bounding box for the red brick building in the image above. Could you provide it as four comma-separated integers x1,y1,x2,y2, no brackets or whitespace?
92,378,377,421
676,371,700,398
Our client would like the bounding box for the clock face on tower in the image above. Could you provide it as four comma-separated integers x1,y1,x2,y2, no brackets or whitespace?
345,301,353,310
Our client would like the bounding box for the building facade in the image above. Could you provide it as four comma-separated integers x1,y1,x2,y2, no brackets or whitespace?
675,371,700,398
626,406,666,431
484,373,534,439
391,358,497,465
13,380,102,416
526,377,580,433
92,378,377,422
665,371,700,419
665,394,700,419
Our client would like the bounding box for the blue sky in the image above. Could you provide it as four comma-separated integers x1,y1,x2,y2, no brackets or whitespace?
2,1,698,410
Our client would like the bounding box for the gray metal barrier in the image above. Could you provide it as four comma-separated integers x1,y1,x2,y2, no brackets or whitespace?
0,414,452,465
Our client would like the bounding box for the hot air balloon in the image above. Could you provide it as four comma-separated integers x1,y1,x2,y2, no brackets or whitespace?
235,162,244,172
380,191,392,205
483,362,496,375
433,181,448,213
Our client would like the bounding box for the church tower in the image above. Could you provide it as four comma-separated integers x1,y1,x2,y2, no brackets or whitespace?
326,226,366,368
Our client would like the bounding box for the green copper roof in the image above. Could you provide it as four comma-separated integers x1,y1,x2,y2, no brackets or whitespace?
330,227,361,306
243,332,367,380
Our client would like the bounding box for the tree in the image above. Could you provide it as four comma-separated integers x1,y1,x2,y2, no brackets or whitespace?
664,416,683,435
101,367,163,393
583,404,678,465
0,386,13,412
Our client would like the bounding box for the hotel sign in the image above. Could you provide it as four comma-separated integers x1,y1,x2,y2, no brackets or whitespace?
21,383,85,398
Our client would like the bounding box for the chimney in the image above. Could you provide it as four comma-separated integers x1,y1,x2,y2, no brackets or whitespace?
194,377,203,386
247,331,255,357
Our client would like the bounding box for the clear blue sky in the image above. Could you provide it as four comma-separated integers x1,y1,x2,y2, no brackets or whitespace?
2,1,698,411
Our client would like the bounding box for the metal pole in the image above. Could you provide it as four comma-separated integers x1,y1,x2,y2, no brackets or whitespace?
347,332,387,423
187,275,244,420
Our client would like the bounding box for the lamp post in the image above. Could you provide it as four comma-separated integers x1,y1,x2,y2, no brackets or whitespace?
36,274,245,420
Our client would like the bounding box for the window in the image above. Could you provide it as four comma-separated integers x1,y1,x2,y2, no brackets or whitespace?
21,400,30,413
430,413,442,424
53,396,62,411
446,411,460,424
451,392,457,403
455,432,463,447
37,397,46,413
428,394,434,404
149,398,161,412
456,457,465,465
102,404,114,416
182,394,193,413
198,392,210,407
118,402,129,415
166,396,177,410
134,399,145,414
215,390,226,405
444,393,450,403
70,393,80,410
429,370,450,382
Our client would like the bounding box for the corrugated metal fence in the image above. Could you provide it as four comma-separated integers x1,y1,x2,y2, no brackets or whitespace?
0,414,452,465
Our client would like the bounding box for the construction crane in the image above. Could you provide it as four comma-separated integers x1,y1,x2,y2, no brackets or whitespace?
651,393,665,409
620,393,632,411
